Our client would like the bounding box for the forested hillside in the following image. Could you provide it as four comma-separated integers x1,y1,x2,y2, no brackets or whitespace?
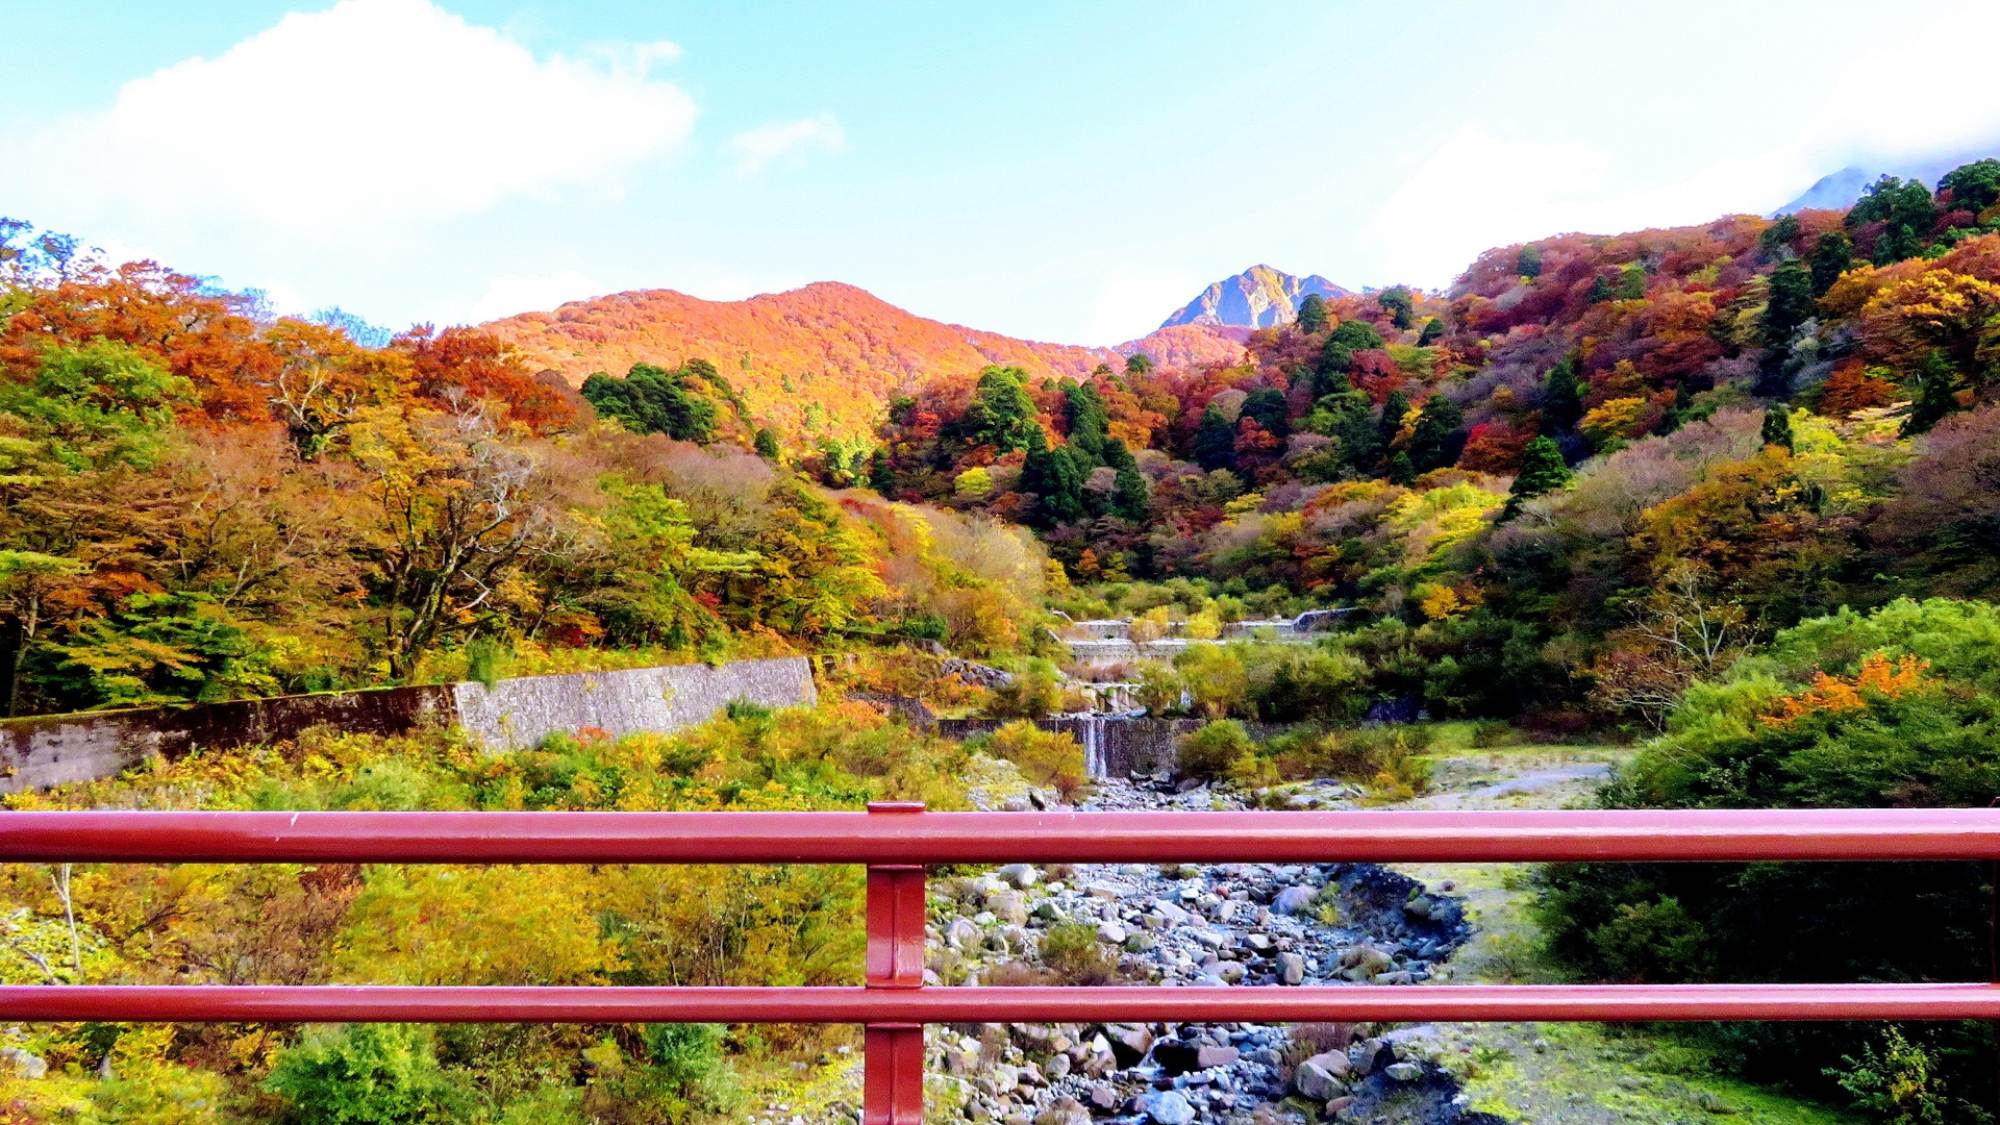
482,282,1247,447
0,227,1047,719
864,162,2000,728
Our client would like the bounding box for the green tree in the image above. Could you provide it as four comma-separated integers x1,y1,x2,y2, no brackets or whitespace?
1107,439,1150,519
959,366,1040,453
1616,262,1648,299
1192,405,1237,471
1239,387,1290,440
1375,390,1410,459
753,427,780,460
1407,393,1465,473
1314,319,1384,385
1378,286,1416,329
1517,243,1543,279
1022,429,1086,525
1417,316,1445,346
1761,403,1795,451
1762,260,1817,349
1587,272,1617,303
1503,436,1572,517
265,1024,466,1125
1902,351,1962,436
1939,158,2000,213
1541,354,1585,433
866,448,895,495
1061,379,1109,463
581,362,717,443
1848,175,1936,264
1124,352,1155,377
1295,293,1329,334
1810,230,1854,296
0,340,193,471
1759,213,1802,257
35,591,274,709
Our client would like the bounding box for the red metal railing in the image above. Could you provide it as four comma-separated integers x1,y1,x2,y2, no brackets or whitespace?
4,802,1999,1123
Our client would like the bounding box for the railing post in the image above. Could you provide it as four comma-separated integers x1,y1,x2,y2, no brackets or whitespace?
864,801,926,1124
1988,800,1998,1117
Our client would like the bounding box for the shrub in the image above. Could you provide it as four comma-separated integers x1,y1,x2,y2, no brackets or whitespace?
1039,922,1118,985
1536,599,2000,1120
982,721,1086,797
264,1024,467,1125
1177,720,1256,782
985,661,1065,719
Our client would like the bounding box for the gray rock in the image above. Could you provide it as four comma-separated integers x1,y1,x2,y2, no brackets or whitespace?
1293,1057,1346,1100
1385,1061,1424,1082
1136,1088,1196,1124
1034,1096,1090,1125
1,1047,47,1080
997,863,1040,889
1103,1023,1154,1066
1277,951,1306,985
1271,885,1317,915
986,890,1029,926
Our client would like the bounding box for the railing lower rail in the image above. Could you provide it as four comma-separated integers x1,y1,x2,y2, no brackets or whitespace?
2,802,1997,1123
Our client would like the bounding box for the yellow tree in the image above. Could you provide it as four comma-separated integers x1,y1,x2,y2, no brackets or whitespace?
1859,268,2000,374
345,401,557,679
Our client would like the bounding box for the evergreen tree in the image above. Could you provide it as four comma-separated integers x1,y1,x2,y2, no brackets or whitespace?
867,448,895,495
1902,352,1962,436
1314,319,1384,384
1039,446,1088,525
1240,388,1291,440
1375,390,1410,462
1124,353,1155,377
1417,317,1445,346
1761,261,1817,350
1021,428,1079,525
753,428,780,460
1192,405,1237,471
1387,451,1416,485
1105,439,1150,520
1616,263,1648,300
1847,175,1935,264
1504,437,1573,518
1315,391,1380,476
1760,404,1795,451
1407,394,1465,473
1587,272,1617,303
960,366,1040,453
1809,231,1854,296
1378,286,1416,330
1758,214,1802,258
1541,355,1584,434
1296,293,1329,334
1939,158,2000,213
1061,380,1110,463
580,363,717,443
1517,243,1543,279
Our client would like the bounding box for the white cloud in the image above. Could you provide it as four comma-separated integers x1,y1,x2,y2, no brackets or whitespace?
729,114,845,177
4,0,697,240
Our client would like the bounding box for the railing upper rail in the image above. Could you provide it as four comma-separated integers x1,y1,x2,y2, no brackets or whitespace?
5,807,2000,864
10,983,2000,1024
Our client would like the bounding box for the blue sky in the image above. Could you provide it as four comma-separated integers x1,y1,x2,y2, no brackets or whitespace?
7,0,2000,345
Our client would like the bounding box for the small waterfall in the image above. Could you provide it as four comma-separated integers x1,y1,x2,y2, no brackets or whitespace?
1078,714,1106,779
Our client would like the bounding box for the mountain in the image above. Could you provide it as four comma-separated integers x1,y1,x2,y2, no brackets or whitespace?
1776,146,2000,214
1158,264,1350,330
484,282,1244,442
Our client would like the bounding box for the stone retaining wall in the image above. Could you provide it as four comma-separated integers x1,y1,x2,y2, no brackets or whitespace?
0,657,816,793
